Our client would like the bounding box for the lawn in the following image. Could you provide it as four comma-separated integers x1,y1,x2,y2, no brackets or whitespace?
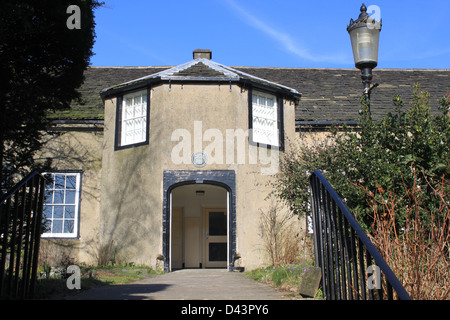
245,264,322,299
34,265,161,299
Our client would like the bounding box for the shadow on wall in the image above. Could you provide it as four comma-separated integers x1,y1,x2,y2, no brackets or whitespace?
35,129,103,266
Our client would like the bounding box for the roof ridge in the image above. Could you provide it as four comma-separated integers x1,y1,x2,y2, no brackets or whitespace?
101,58,300,95
88,66,173,69
88,66,450,72
197,59,240,79
100,61,200,91
233,66,450,72
219,63,300,94
151,59,202,77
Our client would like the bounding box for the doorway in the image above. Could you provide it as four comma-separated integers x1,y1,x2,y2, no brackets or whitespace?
170,184,227,270
162,170,236,273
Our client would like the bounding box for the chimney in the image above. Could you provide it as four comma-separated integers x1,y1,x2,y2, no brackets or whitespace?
193,49,212,60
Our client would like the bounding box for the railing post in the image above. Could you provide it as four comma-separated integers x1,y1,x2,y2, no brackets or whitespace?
0,197,11,298
28,175,45,299
0,172,45,299
309,170,411,300
343,218,353,299
331,201,341,300
336,207,347,300
358,239,366,300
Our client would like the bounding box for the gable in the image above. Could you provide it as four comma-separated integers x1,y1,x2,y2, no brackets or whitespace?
99,58,300,100
174,62,228,78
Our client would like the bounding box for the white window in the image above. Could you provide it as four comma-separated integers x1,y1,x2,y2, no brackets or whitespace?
42,172,81,238
251,91,279,147
120,90,148,147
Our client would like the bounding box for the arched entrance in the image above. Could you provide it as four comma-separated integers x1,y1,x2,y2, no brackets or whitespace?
162,170,236,273
171,184,227,269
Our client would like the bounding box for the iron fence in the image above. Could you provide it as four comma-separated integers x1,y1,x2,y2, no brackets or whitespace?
0,172,46,299
309,170,411,300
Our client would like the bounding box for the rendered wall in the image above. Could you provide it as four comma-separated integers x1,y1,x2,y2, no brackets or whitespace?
36,125,103,266
101,82,298,270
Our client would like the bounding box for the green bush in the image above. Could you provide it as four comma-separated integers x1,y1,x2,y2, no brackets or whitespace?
272,85,449,299
246,264,317,295
274,84,449,233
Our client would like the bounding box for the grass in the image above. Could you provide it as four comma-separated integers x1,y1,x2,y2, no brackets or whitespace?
33,265,161,299
87,265,161,285
245,263,322,299
34,263,324,299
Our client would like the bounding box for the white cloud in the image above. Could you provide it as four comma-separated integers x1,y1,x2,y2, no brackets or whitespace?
96,26,172,66
224,0,347,64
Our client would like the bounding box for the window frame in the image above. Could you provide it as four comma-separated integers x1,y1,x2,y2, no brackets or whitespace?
115,88,150,150
42,171,82,239
248,88,284,150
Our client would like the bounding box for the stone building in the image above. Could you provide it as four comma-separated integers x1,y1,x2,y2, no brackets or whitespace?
37,49,449,272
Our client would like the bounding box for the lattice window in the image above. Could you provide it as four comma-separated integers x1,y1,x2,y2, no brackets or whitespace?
252,91,279,147
42,172,81,238
120,90,148,147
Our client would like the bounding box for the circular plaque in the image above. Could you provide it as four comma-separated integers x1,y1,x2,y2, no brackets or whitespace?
191,151,207,167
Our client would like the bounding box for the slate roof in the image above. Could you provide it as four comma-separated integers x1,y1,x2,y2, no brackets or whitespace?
235,67,450,122
49,66,168,120
56,61,449,123
99,58,300,98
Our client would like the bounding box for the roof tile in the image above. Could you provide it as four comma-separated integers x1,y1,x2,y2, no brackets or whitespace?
57,64,449,122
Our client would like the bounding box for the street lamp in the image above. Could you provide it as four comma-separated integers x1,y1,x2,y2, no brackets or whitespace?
347,3,382,108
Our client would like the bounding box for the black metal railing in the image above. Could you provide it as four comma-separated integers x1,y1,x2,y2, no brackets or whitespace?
0,172,46,299
309,170,411,300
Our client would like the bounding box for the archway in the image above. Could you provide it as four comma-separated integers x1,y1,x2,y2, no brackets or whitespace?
171,184,228,269
162,170,236,273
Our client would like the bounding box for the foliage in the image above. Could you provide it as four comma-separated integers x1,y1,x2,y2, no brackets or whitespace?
274,85,449,233
0,0,101,190
245,264,319,298
272,135,332,218
273,85,449,299
328,85,449,231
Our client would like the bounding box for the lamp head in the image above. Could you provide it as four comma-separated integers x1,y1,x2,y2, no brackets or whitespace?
347,4,382,70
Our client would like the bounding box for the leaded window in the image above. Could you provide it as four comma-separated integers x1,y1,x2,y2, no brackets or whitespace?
251,91,280,147
42,172,81,238
118,89,148,148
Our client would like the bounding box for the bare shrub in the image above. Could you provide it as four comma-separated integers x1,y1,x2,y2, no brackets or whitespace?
96,240,115,266
357,171,450,300
259,201,301,266
39,241,77,270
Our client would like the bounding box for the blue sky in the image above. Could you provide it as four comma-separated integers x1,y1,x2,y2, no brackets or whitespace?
91,0,450,69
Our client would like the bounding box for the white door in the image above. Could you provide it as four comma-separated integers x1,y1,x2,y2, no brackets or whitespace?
203,208,227,268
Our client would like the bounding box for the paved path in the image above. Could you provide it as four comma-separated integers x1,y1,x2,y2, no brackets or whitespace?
61,269,294,300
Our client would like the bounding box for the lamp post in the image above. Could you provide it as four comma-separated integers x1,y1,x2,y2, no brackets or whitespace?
347,3,382,109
